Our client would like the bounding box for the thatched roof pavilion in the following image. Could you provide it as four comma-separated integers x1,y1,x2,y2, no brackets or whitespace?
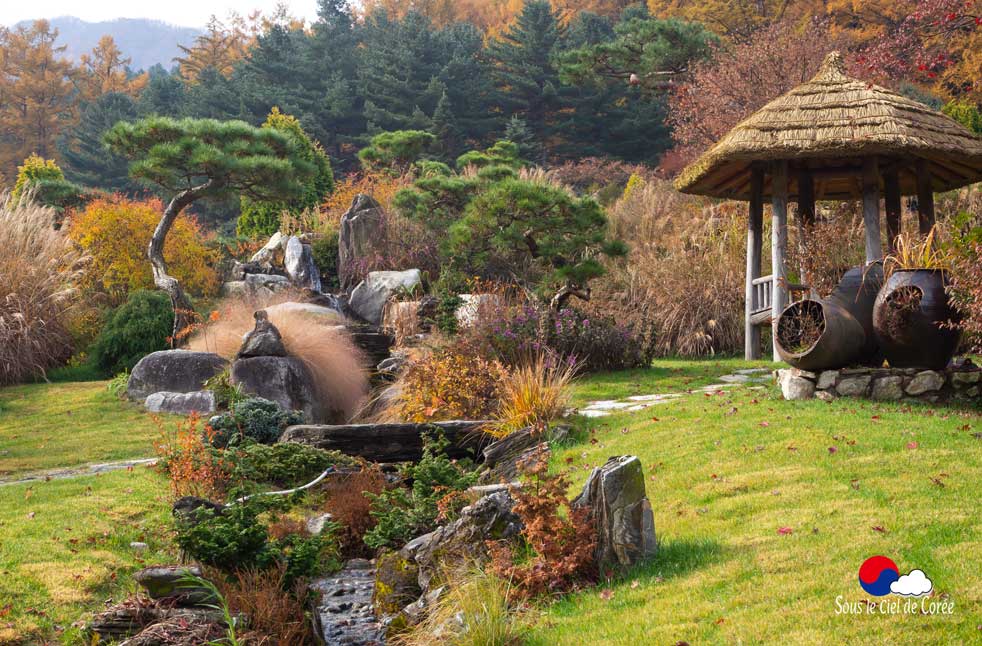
675,51,982,360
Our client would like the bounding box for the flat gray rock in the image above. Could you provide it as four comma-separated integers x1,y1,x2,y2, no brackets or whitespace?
144,391,216,415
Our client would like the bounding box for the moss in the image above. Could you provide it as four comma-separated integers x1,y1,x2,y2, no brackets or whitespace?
372,551,421,616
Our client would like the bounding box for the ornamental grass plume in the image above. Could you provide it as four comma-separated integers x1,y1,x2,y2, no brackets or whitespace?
0,191,85,385
494,354,576,438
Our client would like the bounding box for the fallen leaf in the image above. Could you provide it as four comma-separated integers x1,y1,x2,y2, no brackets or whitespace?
599,589,614,601
828,446,838,454
630,580,640,589
777,526,793,535
872,525,887,533
26,512,35,520
907,441,919,450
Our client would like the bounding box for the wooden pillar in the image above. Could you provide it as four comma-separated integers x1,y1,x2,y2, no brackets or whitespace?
862,157,883,263
745,167,764,360
915,158,936,234
883,167,902,254
771,160,789,362
797,168,816,226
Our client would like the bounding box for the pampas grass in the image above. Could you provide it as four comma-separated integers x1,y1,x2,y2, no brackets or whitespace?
0,192,84,385
188,291,369,421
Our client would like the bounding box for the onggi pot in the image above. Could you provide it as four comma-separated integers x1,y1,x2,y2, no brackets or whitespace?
872,269,960,370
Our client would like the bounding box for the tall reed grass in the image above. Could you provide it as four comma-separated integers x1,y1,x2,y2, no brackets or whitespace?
0,192,84,385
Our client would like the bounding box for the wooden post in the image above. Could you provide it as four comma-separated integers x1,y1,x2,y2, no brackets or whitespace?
745,167,764,360
862,157,883,263
915,158,935,234
771,160,789,362
883,167,902,254
797,168,816,226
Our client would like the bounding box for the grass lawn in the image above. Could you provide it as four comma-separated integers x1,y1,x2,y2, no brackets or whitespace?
529,358,982,645
0,468,176,645
0,381,169,478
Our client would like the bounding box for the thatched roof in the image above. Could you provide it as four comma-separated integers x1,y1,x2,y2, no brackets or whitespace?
674,52,982,201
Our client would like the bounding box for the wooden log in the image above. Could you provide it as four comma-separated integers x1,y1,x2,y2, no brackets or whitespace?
279,420,495,462
862,157,883,263
883,167,902,254
915,158,936,234
745,167,764,360
771,160,789,362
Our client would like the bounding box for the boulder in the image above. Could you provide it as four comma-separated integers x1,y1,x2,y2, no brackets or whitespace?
349,269,423,327
266,301,343,321
280,420,495,462
481,427,569,483
237,310,287,358
816,370,839,390
284,235,323,292
144,391,216,415
127,350,227,401
777,370,815,401
244,272,291,292
133,566,215,605
373,551,421,616
229,260,265,280
250,231,286,267
403,491,522,592
906,370,945,395
172,496,225,524
871,376,904,400
572,455,657,569
231,355,331,423
836,375,872,397
338,194,385,292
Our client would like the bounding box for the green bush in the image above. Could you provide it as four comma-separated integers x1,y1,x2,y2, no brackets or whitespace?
209,397,303,447
89,290,174,375
175,499,339,585
311,231,340,292
363,432,477,550
203,369,246,410
231,443,358,489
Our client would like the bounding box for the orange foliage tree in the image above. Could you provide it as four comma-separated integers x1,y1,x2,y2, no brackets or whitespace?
67,196,219,306
74,35,148,102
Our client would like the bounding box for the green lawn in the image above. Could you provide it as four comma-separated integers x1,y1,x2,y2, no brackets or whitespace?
0,469,176,644
529,358,982,645
0,381,168,478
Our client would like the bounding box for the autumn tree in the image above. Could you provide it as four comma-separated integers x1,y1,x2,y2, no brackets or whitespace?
0,20,76,183
668,18,846,164
74,35,148,102
105,117,315,340
175,15,256,82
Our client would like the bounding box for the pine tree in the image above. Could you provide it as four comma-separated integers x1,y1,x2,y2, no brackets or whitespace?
358,11,445,134
433,23,502,150
137,66,188,117
58,92,142,194
0,20,76,183
488,1,565,163
503,116,541,161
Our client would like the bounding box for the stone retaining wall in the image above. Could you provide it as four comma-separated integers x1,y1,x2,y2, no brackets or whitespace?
776,366,982,403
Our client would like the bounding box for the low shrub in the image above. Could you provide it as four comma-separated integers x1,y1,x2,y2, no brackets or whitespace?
494,355,575,437
176,498,340,586
202,369,246,409
68,196,219,307
322,465,388,557
232,442,358,489
0,193,84,386
90,290,174,375
310,229,341,292
394,350,506,423
364,432,478,550
464,301,647,372
208,397,304,447
487,445,596,599
153,413,233,499
188,293,368,421
214,564,318,646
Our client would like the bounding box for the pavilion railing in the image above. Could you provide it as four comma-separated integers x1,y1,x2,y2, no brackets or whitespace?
750,275,810,323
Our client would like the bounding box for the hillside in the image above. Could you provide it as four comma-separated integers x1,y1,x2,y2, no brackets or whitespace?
12,16,201,71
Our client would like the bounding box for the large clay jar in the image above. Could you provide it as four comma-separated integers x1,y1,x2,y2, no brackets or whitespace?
872,270,960,370
827,263,884,366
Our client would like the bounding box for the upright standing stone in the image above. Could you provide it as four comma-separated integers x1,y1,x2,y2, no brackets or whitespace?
284,235,322,292
338,194,385,293
573,455,657,568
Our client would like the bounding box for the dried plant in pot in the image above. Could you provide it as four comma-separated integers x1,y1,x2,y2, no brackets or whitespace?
775,298,867,371
873,228,961,370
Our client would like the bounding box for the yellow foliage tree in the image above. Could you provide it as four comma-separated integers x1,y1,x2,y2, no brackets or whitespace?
175,15,257,82
68,197,219,306
74,35,148,102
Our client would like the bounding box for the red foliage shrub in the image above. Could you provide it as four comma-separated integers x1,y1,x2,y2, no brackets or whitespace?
152,414,232,500
322,465,388,557
487,445,596,599
213,563,317,646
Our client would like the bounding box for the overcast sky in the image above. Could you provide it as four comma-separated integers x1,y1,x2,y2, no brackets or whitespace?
2,1,321,28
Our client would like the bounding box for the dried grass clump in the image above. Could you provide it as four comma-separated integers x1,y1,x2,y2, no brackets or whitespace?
392,569,526,646
494,355,575,438
188,291,368,420
212,564,316,646
321,465,388,557
0,192,85,385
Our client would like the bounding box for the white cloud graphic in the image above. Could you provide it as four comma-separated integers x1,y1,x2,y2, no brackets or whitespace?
890,569,933,597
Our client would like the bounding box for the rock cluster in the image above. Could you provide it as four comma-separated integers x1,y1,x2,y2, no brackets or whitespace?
127,350,226,414
776,365,982,403
222,231,325,299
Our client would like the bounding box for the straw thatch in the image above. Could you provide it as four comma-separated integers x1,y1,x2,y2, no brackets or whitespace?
675,52,982,200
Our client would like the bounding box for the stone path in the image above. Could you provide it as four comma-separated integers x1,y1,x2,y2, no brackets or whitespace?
578,368,771,418
0,457,157,487
311,558,385,645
